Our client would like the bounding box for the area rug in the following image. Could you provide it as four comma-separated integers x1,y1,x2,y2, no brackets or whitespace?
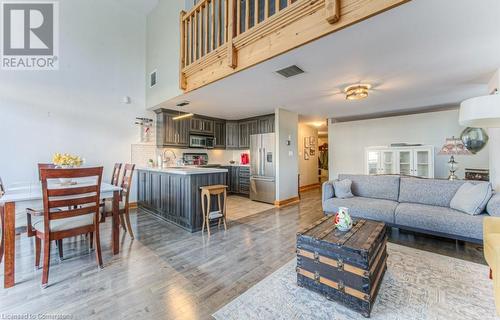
213,243,497,320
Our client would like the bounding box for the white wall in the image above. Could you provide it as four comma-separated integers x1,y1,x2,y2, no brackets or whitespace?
0,1,149,200
298,124,319,187
146,0,185,109
275,108,299,201
328,109,489,180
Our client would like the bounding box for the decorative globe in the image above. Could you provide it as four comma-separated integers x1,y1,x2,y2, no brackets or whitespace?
460,127,489,154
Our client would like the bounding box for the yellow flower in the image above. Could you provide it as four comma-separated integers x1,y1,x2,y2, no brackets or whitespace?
52,153,83,167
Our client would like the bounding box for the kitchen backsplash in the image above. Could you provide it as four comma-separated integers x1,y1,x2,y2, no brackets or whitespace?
131,144,249,167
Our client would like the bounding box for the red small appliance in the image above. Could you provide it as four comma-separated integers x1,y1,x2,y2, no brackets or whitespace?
240,153,249,165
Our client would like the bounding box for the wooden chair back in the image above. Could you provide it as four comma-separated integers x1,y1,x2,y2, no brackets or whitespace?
111,163,122,186
120,164,135,207
38,163,56,181
39,167,103,235
0,176,4,196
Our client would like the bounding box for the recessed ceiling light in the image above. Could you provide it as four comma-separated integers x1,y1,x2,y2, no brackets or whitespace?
344,84,371,100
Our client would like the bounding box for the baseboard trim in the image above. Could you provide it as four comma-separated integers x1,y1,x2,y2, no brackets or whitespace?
299,183,320,192
129,202,138,209
274,196,300,207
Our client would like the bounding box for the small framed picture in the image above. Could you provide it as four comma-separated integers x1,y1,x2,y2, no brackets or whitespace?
304,137,310,148
304,149,310,160
310,148,315,156
309,137,316,146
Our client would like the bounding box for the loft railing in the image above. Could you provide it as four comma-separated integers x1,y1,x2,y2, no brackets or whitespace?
179,0,408,91
181,0,302,68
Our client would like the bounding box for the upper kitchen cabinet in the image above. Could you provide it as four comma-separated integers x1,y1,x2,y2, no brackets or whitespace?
226,121,239,149
238,120,258,149
156,109,190,147
214,120,226,149
190,117,214,135
258,115,275,134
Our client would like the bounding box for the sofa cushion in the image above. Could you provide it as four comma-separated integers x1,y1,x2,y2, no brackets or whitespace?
487,193,500,217
398,177,469,207
333,179,353,199
450,182,492,215
323,196,397,224
338,174,400,201
395,202,486,240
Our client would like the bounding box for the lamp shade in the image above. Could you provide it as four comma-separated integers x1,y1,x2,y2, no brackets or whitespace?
438,137,471,155
459,94,500,128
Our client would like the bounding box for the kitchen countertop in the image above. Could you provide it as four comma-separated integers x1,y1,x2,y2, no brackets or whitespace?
138,166,228,175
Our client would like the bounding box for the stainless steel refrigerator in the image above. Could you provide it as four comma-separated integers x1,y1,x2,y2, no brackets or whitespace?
250,133,276,204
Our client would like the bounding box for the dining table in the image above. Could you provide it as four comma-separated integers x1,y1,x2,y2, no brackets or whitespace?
0,181,122,288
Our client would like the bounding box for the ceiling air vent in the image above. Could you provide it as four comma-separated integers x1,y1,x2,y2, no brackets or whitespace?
275,65,304,78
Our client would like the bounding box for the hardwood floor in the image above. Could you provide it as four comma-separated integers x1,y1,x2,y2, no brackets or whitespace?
0,189,485,319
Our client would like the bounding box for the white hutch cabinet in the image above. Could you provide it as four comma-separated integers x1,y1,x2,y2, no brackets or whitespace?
365,146,434,178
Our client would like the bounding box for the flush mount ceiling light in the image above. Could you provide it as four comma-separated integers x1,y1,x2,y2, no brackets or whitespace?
344,84,371,100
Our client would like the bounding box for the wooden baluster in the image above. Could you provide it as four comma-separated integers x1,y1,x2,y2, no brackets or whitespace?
219,0,224,46
186,16,189,65
193,11,198,61
211,0,216,50
275,0,279,13
224,0,228,43
287,0,291,7
236,0,241,35
264,0,269,19
179,11,187,90
204,4,208,56
227,0,237,68
326,0,340,24
255,0,259,26
245,0,250,30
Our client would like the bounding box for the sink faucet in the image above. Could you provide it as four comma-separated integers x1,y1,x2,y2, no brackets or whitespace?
162,149,177,168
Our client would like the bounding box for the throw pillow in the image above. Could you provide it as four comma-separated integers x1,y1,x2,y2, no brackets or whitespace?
487,193,500,217
334,179,354,199
450,182,492,215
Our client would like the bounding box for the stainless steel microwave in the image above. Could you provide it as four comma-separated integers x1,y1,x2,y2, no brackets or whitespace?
190,135,214,149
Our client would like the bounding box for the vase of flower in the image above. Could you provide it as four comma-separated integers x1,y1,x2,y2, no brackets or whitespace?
52,153,84,185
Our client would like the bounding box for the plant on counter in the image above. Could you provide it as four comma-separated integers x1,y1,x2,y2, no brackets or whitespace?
52,153,84,168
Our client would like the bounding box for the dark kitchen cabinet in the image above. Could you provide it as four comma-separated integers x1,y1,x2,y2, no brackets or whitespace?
190,117,214,135
226,121,239,149
221,166,249,196
258,115,275,134
156,111,190,147
239,120,258,149
214,120,226,148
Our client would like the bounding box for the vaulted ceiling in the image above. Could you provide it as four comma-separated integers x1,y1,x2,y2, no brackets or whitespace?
157,0,500,123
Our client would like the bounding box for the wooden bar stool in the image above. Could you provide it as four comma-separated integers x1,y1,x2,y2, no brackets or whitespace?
200,185,228,236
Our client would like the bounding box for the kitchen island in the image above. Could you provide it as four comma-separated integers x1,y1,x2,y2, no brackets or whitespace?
137,167,228,232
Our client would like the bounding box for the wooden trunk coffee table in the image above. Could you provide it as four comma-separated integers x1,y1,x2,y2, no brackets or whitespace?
296,216,388,318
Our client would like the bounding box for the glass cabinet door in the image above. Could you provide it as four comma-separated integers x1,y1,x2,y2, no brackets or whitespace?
381,151,395,174
367,151,380,175
414,150,431,178
398,150,412,176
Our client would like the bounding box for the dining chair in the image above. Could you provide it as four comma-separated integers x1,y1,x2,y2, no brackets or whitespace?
0,176,4,264
111,163,122,186
29,166,104,287
100,163,122,222
28,164,65,259
103,164,135,239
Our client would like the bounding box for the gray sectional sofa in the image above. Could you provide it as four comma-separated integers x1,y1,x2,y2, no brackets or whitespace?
322,174,500,243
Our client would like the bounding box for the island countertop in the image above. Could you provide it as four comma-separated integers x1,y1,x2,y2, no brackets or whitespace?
137,166,228,175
